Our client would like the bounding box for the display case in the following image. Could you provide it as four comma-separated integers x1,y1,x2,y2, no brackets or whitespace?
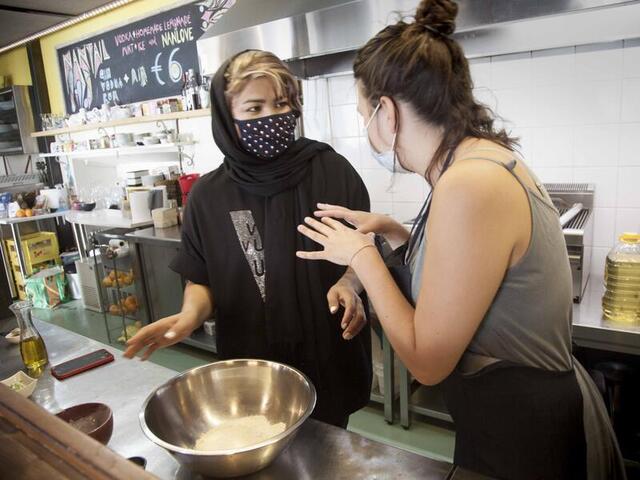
93,228,146,344
0,86,39,156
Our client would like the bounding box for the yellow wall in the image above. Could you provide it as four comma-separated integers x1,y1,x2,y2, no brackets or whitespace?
0,47,32,86
40,0,181,114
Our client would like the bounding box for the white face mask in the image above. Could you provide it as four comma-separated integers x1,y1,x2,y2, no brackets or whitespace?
365,102,411,174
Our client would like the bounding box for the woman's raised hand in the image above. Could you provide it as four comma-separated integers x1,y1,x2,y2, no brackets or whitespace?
315,203,410,249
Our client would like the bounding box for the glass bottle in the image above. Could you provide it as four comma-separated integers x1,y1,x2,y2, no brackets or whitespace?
180,72,190,111
185,69,200,110
199,76,210,109
10,300,49,377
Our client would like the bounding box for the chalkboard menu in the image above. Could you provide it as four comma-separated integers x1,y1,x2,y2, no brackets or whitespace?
57,0,234,114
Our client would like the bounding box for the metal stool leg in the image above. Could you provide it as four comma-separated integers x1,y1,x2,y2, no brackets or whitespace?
9,224,26,282
400,361,411,429
382,333,395,424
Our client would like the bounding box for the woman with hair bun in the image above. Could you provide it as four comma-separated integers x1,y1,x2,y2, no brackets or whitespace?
297,0,625,477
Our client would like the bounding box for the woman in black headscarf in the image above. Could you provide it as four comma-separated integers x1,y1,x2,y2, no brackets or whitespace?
124,50,372,427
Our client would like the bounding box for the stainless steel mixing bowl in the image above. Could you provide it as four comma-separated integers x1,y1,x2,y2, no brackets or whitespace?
139,359,316,478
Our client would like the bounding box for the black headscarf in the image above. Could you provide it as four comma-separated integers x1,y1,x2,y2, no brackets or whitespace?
210,53,329,197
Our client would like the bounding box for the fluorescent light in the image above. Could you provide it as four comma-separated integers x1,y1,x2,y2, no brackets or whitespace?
0,0,137,54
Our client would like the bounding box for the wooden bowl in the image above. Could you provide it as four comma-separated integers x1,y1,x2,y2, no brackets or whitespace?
56,402,113,445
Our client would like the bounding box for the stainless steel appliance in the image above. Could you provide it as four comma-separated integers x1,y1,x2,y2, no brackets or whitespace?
75,257,104,313
197,0,640,77
544,183,595,303
0,86,38,156
0,173,44,194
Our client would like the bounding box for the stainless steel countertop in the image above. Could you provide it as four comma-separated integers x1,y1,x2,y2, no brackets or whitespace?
572,277,640,355
123,223,640,355
127,226,182,246
10,320,484,479
65,209,154,228
0,210,67,225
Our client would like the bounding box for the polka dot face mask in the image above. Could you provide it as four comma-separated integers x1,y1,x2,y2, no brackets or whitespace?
234,112,297,160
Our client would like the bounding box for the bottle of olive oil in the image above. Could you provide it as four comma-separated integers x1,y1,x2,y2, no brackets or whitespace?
9,300,48,377
603,233,640,324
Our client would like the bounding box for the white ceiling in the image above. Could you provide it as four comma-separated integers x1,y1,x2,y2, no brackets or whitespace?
0,0,117,49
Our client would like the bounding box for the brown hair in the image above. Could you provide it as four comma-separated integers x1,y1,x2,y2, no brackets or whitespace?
224,50,302,116
353,0,517,184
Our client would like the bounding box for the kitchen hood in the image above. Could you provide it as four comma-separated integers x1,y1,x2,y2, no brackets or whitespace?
197,0,640,78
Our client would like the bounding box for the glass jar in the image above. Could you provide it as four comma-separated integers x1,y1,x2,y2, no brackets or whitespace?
602,233,640,323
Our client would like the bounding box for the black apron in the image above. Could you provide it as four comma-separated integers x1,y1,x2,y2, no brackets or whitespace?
386,154,588,480
442,362,587,480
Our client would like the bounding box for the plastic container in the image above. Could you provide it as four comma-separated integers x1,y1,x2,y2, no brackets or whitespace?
5,231,60,273
602,233,640,323
67,272,82,300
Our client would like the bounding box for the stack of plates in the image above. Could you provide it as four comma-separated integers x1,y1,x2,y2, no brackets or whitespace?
127,170,149,187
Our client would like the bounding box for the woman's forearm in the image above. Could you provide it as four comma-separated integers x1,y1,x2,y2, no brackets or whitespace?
381,219,411,250
336,266,363,293
181,281,215,327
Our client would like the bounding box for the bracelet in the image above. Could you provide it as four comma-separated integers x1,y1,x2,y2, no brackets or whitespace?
349,244,376,266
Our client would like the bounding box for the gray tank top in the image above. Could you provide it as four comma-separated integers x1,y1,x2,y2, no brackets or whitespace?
409,154,627,479
410,155,574,374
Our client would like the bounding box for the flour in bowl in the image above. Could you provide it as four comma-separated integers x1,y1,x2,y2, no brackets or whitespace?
194,415,287,451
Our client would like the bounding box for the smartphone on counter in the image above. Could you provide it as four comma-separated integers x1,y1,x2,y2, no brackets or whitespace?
51,349,114,380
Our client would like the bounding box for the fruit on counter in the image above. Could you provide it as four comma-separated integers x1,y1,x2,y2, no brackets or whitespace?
24,209,33,217
15,210,25,218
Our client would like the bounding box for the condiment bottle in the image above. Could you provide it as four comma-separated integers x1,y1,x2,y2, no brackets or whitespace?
603,233,640,323
10,300,49,377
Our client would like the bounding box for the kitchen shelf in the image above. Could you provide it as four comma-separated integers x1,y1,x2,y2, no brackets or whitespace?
38,143,195,159
105,312,139,321
104,284,136,292
0,210,67,225
31,108,211,138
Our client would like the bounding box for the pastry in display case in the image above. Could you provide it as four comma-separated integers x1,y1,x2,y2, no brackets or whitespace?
93,228,146,344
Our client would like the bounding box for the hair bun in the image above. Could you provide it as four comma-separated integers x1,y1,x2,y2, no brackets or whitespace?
415,0,458,36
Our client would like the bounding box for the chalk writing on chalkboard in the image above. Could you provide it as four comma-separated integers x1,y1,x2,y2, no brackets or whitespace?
58,0,234,114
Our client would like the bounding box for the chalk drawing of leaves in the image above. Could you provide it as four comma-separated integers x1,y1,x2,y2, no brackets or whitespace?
196,0,235,32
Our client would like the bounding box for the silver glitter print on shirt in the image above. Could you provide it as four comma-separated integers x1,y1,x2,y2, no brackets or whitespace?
230,210,266,301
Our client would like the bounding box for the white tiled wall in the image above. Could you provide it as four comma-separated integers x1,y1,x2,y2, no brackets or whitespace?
302,76,429,226
302,38,640,278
